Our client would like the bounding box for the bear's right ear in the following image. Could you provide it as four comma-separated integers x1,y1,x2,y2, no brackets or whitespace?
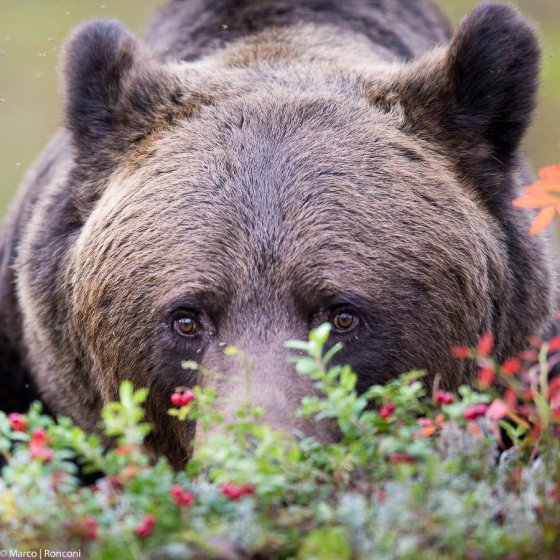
63,20,185,214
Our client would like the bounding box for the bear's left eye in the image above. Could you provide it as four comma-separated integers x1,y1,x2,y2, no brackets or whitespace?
172,312,202,338
330,308,359,333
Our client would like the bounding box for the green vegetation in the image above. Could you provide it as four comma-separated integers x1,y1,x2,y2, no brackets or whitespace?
1,324,559,559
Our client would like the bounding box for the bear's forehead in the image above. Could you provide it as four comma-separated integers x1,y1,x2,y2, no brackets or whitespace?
82,90,491,311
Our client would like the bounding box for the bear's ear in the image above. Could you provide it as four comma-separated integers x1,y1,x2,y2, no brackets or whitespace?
376,3,540,208
63,20,184,213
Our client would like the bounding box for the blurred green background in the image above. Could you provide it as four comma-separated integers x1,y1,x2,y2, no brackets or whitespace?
1,0,559,216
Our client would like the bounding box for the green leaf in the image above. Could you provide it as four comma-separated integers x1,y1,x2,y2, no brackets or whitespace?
298,527,352,560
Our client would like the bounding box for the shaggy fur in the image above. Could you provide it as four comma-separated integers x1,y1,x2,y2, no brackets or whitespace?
0,0,556,467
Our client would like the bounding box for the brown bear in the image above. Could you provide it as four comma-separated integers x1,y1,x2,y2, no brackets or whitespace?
0,0,557,467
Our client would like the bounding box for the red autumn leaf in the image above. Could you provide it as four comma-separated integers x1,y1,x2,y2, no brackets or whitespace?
501,358,521,376
513,193,560,208
476,333,494,357
530,206,556,235
115,445,136,456
513,164,560,235
415,415,446,439
511,466,524,487
529,336,543,349
519,350,538,361
548,336,560,352
509,409,532,430
478,367,495,387
450,345,472,359
527,424,543,443
416,418,437,438
466,422,484,439
548,376,560,400
504,389,517,407
539,164,560,183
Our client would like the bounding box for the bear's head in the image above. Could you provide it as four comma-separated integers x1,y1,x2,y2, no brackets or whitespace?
18,3,556,466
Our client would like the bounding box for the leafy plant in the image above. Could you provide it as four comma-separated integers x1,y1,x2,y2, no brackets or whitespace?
0,325,559,559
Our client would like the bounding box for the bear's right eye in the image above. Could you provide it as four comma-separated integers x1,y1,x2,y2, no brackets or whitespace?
172,312,202,338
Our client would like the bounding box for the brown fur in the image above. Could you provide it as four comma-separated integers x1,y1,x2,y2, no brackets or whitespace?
0,1,556,468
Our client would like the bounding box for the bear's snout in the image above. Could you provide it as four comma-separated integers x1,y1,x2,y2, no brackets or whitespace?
195,341,340,446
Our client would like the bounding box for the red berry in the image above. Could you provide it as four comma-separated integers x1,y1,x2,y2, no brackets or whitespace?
8,413,27,432
28,428,53,462
170,485,195,507
52,470,67,488
75,517,98,541
389,453,416,464
375,489,387,502
29,445,54,463
135,514,156,538
220,483,244,500
240,484,255,496
379,402,396,419
30,427,48,444
171,390,195,407
464,403,489,421
435,391,454,405
219,482,255,501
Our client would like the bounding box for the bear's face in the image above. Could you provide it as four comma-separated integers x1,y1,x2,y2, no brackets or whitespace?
25,4,554,464
74,88,500,388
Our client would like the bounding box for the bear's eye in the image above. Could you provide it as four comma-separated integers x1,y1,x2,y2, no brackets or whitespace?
330,308,359,333
173,312,202,338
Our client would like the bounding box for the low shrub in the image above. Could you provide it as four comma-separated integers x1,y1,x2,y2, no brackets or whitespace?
1,324,559,559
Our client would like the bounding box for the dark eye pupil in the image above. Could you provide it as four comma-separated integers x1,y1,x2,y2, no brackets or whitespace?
174,316,198,336
333,311,357,331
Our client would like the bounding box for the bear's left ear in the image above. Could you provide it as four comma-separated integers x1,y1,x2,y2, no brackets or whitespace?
374,3,540,208
63,20,185,214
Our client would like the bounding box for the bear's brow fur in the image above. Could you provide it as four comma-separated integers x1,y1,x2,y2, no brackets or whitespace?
0,0,557,467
